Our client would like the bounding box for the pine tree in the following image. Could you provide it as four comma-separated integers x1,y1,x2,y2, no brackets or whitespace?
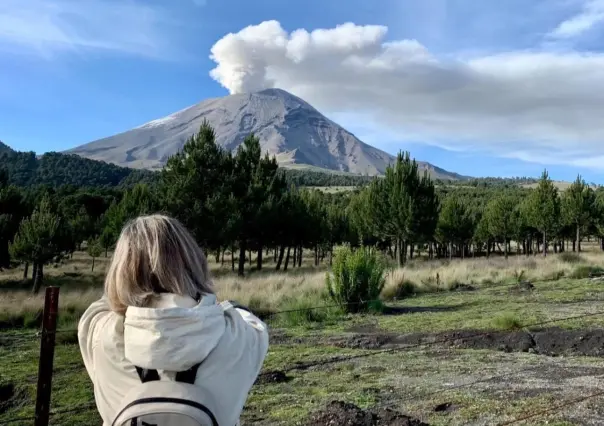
483,195,517,259
527,170,560,257
562,175,595,252
161,121,235,262
9,196,60,293
86,237,103,272
437,196,473,259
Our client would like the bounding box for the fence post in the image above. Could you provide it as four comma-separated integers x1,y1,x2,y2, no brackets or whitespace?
34,286,60,426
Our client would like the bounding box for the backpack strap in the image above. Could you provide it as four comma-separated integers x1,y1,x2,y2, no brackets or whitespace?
134,364,201,384
134,367,160,383
175,362,202,384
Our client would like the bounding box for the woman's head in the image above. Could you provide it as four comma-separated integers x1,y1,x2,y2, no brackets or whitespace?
105,214,213,314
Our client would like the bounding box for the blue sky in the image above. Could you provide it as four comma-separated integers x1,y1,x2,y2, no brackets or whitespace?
1,0,604,181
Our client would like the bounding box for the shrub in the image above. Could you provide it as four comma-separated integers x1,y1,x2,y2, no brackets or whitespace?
569,265,604,279
559,252,583,264
493,313,523,330
382,279,416,301
326,246,386,313
276,294,341,327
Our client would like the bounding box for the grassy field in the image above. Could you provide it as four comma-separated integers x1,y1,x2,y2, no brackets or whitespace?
3,249,604,425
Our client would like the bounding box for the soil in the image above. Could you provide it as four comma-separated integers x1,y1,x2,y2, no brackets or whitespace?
307,401,428,426
255,370,291,385
433,402,460,413
449,283,476,292
0,382,26,415
294,327,604,357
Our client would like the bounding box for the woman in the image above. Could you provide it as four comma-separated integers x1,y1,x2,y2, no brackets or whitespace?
78,215,268,426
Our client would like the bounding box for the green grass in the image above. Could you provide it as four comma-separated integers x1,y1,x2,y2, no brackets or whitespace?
4,252,604,424
493,313,523,330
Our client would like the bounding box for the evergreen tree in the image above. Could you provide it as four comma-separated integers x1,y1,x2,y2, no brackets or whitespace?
527,170,560,257
562,175,595,252
9,196,61,293
437,196,473,259
160,121,235,261
483,195,517,259
87,237,103,272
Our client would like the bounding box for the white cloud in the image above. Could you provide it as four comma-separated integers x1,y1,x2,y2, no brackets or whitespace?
549,0,604,38
209,20,604,169
0,0,181,59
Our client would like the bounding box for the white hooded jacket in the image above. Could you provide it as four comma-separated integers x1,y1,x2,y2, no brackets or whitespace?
78,293,268,426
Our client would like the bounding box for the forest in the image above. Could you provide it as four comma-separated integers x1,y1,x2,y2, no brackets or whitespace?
1,121,603,293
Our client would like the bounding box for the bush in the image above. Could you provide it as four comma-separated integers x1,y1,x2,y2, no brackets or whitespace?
326,246,386,313
569,265,604,279
559,252,583,264
382,279,416,301
493,313,523,330
275,294,341,327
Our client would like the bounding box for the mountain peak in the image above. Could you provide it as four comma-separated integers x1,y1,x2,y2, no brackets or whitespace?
66,91,463,180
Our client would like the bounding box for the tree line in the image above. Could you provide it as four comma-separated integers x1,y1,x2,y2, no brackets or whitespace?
2,122,604,293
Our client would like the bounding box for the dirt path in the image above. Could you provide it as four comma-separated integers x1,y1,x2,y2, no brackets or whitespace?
271,327,604,358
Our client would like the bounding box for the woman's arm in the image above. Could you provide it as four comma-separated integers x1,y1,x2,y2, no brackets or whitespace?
77,296,112,380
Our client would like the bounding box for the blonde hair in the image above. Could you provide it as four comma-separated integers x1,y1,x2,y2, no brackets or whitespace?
105,214,213,315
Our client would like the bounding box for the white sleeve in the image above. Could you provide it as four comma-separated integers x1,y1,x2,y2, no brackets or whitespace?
220,300,269,376
77,297,112,381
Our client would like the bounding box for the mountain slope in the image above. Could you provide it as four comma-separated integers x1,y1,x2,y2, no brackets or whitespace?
68,88,465,179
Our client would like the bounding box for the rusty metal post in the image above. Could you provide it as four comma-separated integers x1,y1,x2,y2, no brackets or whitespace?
34,287,60,426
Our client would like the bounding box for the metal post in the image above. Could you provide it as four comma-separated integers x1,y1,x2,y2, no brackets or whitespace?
34,287,60,426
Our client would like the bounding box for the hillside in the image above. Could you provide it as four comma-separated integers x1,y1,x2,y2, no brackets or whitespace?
67,88,465,180
0,146,157,188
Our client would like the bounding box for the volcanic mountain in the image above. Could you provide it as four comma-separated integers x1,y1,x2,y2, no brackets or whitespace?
68,88,464,179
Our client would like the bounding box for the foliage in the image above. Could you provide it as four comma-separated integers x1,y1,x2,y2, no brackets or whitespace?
526,170,560,256
562,175,596,252
86,238,103,272
9,196,61,293
0,150,158,188
493,313,523,330
326,246,386,313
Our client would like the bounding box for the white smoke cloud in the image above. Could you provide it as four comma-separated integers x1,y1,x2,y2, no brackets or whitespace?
209,20,604,168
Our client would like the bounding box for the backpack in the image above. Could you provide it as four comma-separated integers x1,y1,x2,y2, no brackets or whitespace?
111,363,220,426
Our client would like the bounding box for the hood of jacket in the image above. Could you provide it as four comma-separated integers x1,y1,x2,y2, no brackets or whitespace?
123,293,225,372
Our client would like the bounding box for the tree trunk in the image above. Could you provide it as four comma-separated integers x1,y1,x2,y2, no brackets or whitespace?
238,243,246,276
23,262,29,280
329,245,334,266
428,243,433,260
486,240,491,258
298,246,303,267
257,247,263,271
577,224,581,252
221,249,225,266
543,231,547,257
284,247,291,271
276,245,285,270
231,245,235,272
449,242,453,260
314,245,319,266
409,244,414,260
91,257,95,272
32,263,43,294
248,250,252,267
105,247,108,257
274,248,278,263
572,239,576,252
504,237,508,259
215,250,220,264
292,246,297,268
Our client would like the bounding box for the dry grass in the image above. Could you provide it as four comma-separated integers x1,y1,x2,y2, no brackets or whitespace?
2,249,604,329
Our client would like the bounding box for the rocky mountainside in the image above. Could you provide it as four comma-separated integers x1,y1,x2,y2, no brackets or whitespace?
67,88,465,179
